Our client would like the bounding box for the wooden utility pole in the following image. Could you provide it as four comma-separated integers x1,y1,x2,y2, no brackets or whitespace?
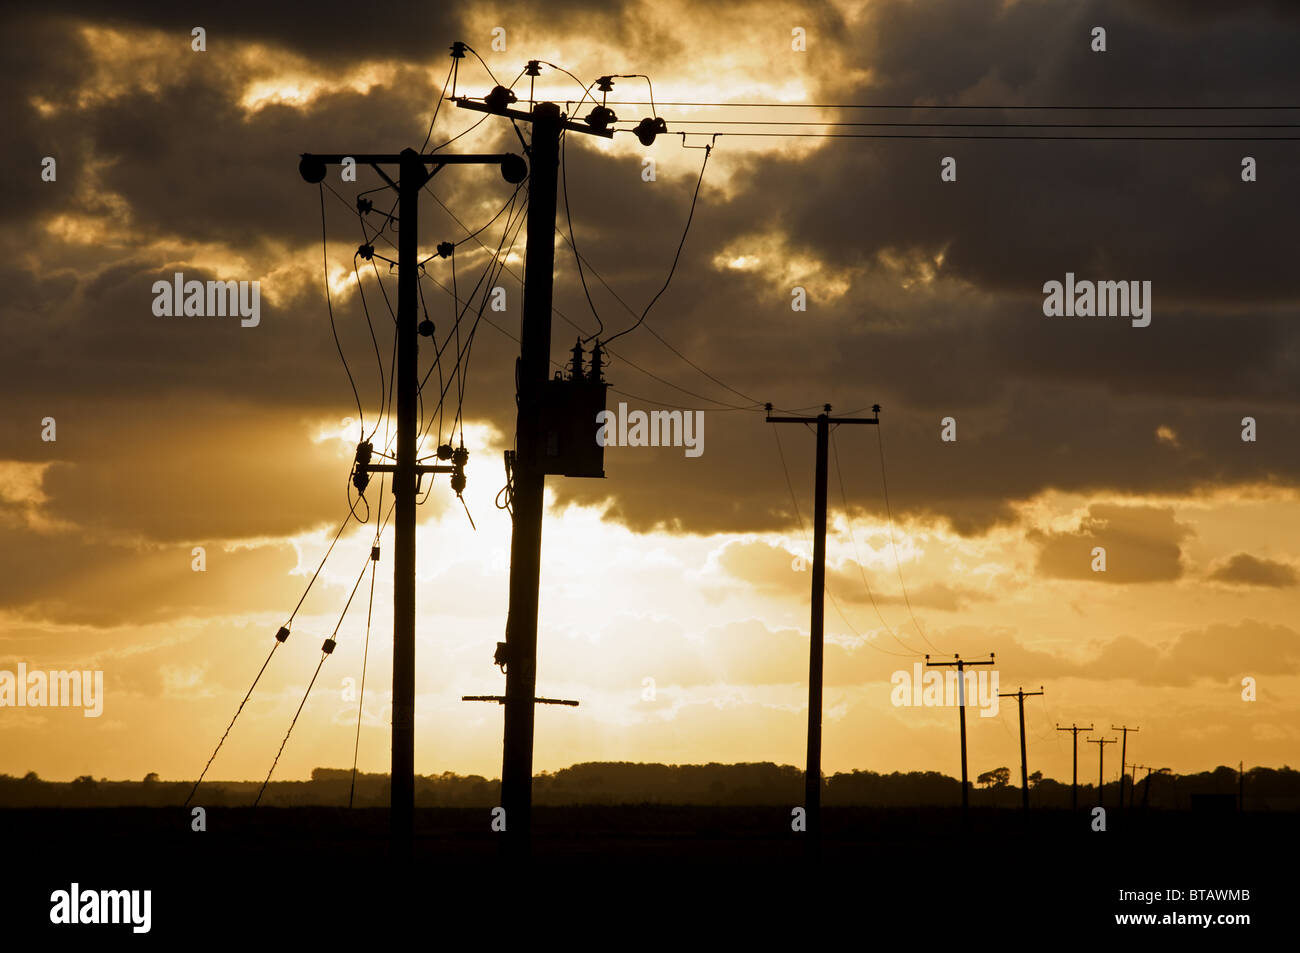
298,148,522,859
456,84,614,857
1112,725,1138,810
1056,723,1093,811
1087,737,1117,808
925,653,996,823
766,403,878,857
999,686,1044,815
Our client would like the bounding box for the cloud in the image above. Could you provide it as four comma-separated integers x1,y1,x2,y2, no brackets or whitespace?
1028,503,1191,583
1208,552,1298,588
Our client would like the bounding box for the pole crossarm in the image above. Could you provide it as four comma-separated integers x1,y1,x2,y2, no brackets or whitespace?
454,96,616,138
462,695,580,706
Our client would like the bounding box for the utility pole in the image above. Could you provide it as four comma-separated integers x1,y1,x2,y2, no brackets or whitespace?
1141,767,1159,810
1239,760,1245,812
297,147,524,859
766,403,878,857
999,686,1044,816
1086,737,1117,809
456,73,616,857
1056,723,1093,811
925,653,996,823
1112,725,1138,810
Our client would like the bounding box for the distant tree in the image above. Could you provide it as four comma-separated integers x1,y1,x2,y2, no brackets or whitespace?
1028,771,1043,788
977,767,1011,788
22,771,40,783
72,775,97,788
143,772,160,785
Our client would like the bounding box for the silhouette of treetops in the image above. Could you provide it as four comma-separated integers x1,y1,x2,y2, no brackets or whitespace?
1,763,1298,809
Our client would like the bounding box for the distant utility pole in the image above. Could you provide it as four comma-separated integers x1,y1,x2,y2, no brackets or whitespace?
1056,723,1094,811
766,403,879,857
297,146,523,860
457,67,617,857
1112,725,1138,809
764,400,878,852
999,686,1044,815
925,653,996,823
1086,737,1117,809
1239,760,1245,812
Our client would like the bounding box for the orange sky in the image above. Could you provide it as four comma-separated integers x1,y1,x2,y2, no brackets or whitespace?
2,1,1299,785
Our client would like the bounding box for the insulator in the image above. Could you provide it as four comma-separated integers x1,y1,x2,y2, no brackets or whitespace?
633,116,667,146
450,41,467,59
357,197,373,215
585,105,618,131
437,444,454,461
275,626,290,643
370,545,380,561
569,338,584,379
418,319,435,337
322,638,337,655
437,241,454,258
451,468,466,495
358,243,374,260
589,340,605,381
484,85,518,112
493,641,509,670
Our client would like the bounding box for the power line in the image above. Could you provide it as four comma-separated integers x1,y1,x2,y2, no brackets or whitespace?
561,129,604,340
256,500,396,806
580,100,1300,110
604,142,711,345
872,420,944,655
673,131,1300,141
829,429,926,657
319,184,365,439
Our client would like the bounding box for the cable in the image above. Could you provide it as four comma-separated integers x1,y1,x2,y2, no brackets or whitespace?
463,43,501,88
256,500,396,806
420,60,456,152
830,429,926,656
604,143,711,345
653,120,1300,129
349,479,382,808
586,100,1300,110
561,129,604,341
352,254,387,442
872,419,945,655
678,131,1300,141
183,641,280,807
320,185,364,438
415,173,763,412
770,423,916,658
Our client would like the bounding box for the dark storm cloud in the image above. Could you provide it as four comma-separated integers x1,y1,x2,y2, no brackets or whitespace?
3,0,1299,544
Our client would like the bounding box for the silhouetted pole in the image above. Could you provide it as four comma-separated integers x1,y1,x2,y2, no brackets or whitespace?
1239,760,1245,811
500,102,561,857
926,653,995,823
766,403,879,857
1112,725,1138,810
999,686,1044,815
1056,723,1093,811
1087,737,1117,808
456,81,622,857
297,148,519,859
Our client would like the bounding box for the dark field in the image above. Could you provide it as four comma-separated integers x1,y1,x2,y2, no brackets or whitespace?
2,805,1285,941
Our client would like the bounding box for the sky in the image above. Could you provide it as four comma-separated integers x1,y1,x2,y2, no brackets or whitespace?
1,0,1298,786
